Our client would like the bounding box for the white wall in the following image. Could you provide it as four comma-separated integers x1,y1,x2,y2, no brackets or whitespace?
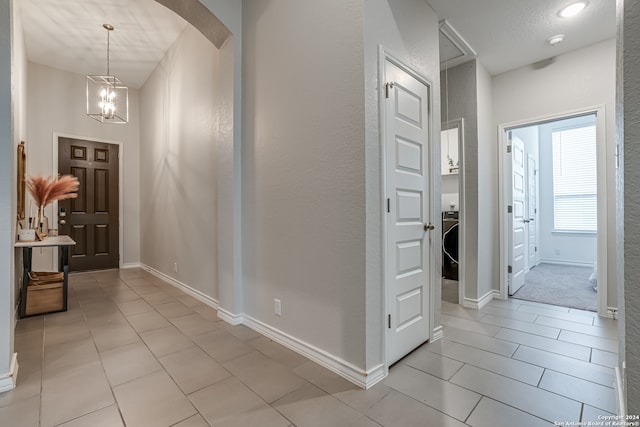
242,0,441,379
437,59,498,304
441,174,459,211
139,25,221,301
26,62,141,270
243,0,367,368
11,0,27,316
0,0,17,390
197,0,243,319
621,0,640,413
493,38,617,308
439,61,479,301
476,61,497,297
614,0,625,404
537,116,597,266
363,0,441,371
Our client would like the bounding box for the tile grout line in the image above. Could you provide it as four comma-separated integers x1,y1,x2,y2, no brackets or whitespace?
511,345,616,383
18,269,619,426
82,274,130,427
380,377,478,425
115,273,297,426
463,393,484,424
39,314,45,427
443,306,618,417
107,276,206,423
403,363,580,424
115,272,209,424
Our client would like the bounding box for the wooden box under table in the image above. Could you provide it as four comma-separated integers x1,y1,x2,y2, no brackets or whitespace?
16,235,75,318
25,271,64,316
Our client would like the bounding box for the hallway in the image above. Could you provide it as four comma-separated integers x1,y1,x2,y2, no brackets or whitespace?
0,268,617,426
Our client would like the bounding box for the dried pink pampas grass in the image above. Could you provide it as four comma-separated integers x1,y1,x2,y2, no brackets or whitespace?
26,174,80,208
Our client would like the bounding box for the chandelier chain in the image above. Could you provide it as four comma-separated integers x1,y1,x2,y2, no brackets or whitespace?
106,28,110,76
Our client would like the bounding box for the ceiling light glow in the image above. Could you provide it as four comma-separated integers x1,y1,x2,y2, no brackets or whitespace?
558,1,588,18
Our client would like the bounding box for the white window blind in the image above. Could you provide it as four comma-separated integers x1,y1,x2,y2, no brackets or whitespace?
552,124,597,232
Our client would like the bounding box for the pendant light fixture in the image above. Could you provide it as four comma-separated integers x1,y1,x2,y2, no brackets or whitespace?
86,24,129,124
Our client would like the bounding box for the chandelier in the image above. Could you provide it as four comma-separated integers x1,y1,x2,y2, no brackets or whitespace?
86,24,129,124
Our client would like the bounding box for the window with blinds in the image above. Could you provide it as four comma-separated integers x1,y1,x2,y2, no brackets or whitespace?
552,124,597,232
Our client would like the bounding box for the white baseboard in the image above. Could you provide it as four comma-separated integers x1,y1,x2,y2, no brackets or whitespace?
0,353,19,394
138,264,383,389
121,262,142,269
364,364,386,389
141,264,247,327
601,307,620,320
140,264,219,310
539,259,595,268
432,325,444,342
217,308,244,326
463,290,498,310
243,314,382,389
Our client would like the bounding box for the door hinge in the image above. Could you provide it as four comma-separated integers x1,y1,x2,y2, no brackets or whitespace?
388,314,391,329
385,82,395,99
506,145,512,154
535,246,538,252
508,265,513,274
387,198,391,213
507,205,513,214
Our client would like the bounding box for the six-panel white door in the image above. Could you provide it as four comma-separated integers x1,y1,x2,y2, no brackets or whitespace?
527,154,538,270
509,134,526,295
384,60,431,365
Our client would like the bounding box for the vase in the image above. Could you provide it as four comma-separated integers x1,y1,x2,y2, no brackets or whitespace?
35,206,49,237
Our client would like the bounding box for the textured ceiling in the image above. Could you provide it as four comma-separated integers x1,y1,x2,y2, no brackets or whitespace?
19,1,617,87
19,0,188,88
427,0,616,75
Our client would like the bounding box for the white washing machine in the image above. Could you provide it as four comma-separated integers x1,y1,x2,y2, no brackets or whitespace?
442,211,459,280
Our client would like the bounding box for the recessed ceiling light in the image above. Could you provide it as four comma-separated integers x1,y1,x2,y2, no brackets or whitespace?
558,1,588,18
547,34,565,46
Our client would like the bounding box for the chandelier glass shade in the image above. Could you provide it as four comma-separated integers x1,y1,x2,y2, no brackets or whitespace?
86,24,129,124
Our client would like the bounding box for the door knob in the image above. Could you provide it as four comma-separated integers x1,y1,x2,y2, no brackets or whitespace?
424,223,435,231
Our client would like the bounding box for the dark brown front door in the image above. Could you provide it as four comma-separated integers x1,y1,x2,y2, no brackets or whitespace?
58,137,119,271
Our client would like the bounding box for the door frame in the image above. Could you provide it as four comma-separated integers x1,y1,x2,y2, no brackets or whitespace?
441,118,466,305
52,132,124,270
379,47,440,373
497,106,607,316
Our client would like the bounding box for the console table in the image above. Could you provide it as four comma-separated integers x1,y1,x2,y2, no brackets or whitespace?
15,235,76,318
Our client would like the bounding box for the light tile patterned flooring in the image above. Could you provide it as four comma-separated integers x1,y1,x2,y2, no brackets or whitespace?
0,268,619,426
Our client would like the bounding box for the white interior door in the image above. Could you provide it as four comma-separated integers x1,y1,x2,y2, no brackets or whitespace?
509,133,526,295
526,154,537,270
384,60,431,365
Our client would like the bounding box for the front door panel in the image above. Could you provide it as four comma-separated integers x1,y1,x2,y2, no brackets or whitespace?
58,137,119,271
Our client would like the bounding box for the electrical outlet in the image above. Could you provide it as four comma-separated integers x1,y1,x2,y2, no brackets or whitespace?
554,249,560,255
274,299,281,316
174,262,178,273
